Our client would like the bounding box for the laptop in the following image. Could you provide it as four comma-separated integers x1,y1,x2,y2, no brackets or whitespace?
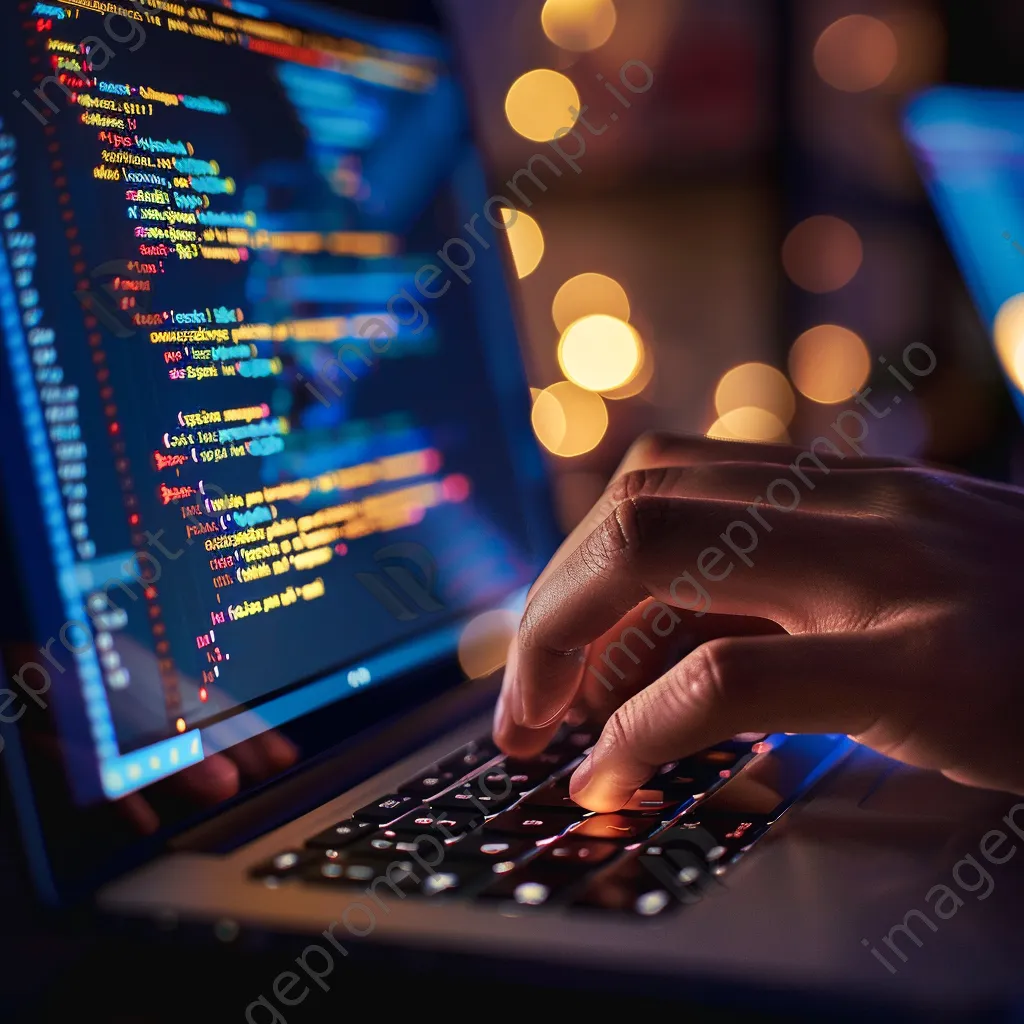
1,0,1022,1018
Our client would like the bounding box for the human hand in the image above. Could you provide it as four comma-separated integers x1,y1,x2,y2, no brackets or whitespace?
119,729,299,835
493,433,1024,810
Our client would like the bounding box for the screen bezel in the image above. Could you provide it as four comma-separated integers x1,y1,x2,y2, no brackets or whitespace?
0,0,561,904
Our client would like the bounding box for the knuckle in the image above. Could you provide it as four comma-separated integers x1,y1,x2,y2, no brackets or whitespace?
517,600,554,655
577,529,618,582
606,698,642,753
625,430,680,465
685,639,737,712
591,490,671,574
595,475,646,554
579,501,637,580
607,466,681,505
607,467,654,505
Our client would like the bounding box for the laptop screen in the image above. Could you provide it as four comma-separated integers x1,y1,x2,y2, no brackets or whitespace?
0,0,556,889
904,86,1024,426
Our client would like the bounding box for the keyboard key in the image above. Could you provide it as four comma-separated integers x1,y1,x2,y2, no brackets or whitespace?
648,760,722,798
656,744,755,793
494,756,562,790
305,819,376,849
692,746,751,773
443,834,535,863
473,736,502,753
437,740,499,775
628,843,717,898
475,858,584,907
514,748,569,770
545,728,597,759
713,734,766,755
538,839,620,868
345,833,446,861
430,783,519,814
249,848,331,881
477,764,536,794
470,766,522,800
656,813,770,871
418,862,492,896
571,848,703,915
413,860,497,901
384,807,483,839
482,806,583,839
351,793,419,823
397,767,458,799
520,777,580,810
302,857,421,890
619,788,687,815
564,813,662,843
522,779,683,816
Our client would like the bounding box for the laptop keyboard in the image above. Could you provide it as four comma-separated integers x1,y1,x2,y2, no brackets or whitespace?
249,726,840,917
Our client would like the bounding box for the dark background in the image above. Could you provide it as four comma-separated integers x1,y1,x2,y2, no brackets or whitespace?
5,0,1024,1020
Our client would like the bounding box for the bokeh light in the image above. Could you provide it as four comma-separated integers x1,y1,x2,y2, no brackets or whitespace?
531,388,567,451
882,10,946,93
541,0,617,53
603,343,654,400
707,407,790,443
458,609,519,679
814,15,898,93
551,272,631,333
558,314,642,392
789,325,871,404
532,381,608,457
781,216,863,294
504,69,580,142
714,362,796,426
994,293,1024,391
501,208,544,278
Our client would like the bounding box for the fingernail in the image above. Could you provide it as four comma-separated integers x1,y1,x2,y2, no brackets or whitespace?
492,691,508,737
504,644,527,726
527,698,573,730
569,755,594,799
